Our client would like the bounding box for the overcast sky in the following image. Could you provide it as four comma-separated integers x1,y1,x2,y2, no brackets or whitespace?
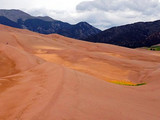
1,0,160,30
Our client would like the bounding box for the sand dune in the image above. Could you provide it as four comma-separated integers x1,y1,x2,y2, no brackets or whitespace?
0,24,160,120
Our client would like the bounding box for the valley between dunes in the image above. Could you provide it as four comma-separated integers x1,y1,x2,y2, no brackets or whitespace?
0,24,160,120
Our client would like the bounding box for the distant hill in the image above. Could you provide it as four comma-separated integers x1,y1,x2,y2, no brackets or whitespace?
0,9,101,39
85,20,160,48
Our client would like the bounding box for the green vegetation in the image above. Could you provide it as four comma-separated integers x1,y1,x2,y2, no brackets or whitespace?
136,83,146,86
147,46,160,51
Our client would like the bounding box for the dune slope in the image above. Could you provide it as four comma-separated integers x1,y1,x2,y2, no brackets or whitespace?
0,25,160,120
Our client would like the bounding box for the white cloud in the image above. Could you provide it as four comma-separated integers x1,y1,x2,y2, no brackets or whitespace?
0,0,87,25
76,0,160,29
0,0,86,10
26,8,79,24
1,0,160,30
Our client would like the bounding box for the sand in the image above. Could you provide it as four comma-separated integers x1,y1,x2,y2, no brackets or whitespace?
0,24,160,120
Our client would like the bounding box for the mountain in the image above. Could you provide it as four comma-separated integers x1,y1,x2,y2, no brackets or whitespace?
85,20,160,48
21,18,71,34
0,9,55,22
146,32,160,45
0,9,101,39
0,9,32,22
57,22,101,39
0,16,22,28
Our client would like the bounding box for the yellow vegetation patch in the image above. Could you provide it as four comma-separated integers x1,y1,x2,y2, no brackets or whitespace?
108,80,146,86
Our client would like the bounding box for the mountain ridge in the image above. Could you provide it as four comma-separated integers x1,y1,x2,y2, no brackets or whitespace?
2,9,160,48
85,20,160,48
0,9,101,39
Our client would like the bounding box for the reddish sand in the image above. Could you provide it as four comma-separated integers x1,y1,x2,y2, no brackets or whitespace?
0,24,160,120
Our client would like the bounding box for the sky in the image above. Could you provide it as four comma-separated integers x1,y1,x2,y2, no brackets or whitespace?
1,0,160,30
